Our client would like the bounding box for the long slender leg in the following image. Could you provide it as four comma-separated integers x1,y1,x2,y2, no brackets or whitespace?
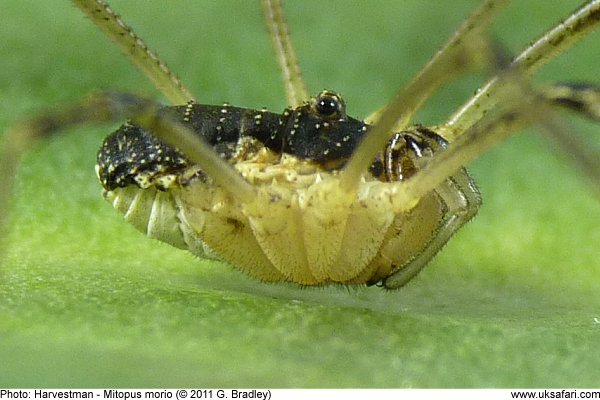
542,83,600,122
0,93,255,249
444,0,600,140
534,83,600,197
434,82,600,194
421,82,600,205
340,0,509,192
261,0,309,107
393,106,533,212
72,0,196,105
391,74,600,212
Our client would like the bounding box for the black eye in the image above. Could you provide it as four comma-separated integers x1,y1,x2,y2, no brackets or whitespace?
312,90,346,120
316,97,338,116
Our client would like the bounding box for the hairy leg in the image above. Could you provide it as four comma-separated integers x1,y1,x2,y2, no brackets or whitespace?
341,0,508,192
445,0,600,139
261,0,309,108
72,0,195,104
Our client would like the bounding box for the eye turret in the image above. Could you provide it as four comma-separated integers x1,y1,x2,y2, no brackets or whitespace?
278,90,366,164
311,90,346,120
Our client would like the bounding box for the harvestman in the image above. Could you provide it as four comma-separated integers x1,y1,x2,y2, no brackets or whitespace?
1,0,600,289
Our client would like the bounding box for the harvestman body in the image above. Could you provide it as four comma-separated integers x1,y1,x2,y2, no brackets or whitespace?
1,0,600,289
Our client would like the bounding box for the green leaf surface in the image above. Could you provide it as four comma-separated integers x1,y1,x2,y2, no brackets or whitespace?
1,0,600,388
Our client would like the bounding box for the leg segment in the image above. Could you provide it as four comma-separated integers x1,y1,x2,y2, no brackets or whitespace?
72,0,195,105
261,0,309,107
393,72,600,212
445,0,600,139
394,94,536,211
542,83,600,122
341,0,508,192
536,83,600,197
